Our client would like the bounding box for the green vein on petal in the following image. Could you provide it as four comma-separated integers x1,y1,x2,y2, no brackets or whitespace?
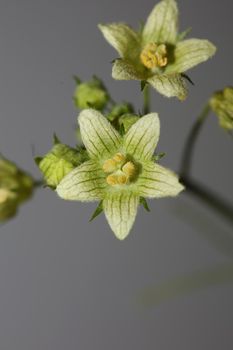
103,192,139,240
79,109,121,159
123,113,160,161
56,160,106,201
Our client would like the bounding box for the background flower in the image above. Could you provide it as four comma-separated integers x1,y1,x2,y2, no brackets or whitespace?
99,0,216,100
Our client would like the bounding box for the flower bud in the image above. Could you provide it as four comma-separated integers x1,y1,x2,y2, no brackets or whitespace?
107,103,134,122
35,138,88,188
209,87,233,131
118,113,140,132
73,77,109,110
0,156,34,221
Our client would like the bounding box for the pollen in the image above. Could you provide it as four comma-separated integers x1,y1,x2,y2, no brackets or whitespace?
117,174,128,185
102,159,117,173
106,174,118,186
113,153,126,163
122,161,136,178
104,153,137,186
140,43,168,69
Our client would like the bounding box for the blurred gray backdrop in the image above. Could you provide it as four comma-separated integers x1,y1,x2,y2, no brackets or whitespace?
0,0,232,349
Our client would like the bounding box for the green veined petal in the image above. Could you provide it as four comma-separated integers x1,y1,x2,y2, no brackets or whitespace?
123,113,160,161
56,160,106,202
166,39,216,73
103,192,139,240
137,162,184,198
79,109,121,159
98,23,140,61
112,59,146,81
148,73,187,100
143,0,178,44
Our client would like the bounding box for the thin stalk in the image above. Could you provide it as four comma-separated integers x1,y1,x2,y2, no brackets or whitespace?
33,180,44,189
180,104,210,177
181,176,233,226
143,85,150,115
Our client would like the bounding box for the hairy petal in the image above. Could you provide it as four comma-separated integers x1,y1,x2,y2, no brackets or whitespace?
103,192,139,240
137,162,184,198
112,59,146,81
148,73,187,100
56,160,106,202
123,113,160,161
98,23,140,61
143,0,178,44
79,109,121,159
166,39,217,73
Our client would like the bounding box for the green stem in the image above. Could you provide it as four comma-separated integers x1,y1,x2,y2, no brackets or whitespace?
143,85,150,115
33,180,44,189
181,176,233,225
180,104,210,177
180,103,233,225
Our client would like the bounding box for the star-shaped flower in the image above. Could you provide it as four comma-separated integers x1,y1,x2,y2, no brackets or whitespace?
56,109,184,240
99,0,216,100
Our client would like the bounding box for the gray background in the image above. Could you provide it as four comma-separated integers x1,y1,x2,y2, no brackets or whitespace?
0,0,232,349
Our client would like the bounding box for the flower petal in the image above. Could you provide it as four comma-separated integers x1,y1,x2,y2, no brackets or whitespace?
112,59,146,81
103,192,139,240
148,74,187,100
123,113,160,161
143,0,178,44
166,39,216,73
98,23,140,60
137,162,184,198
56,160,107,202
79,109,121,159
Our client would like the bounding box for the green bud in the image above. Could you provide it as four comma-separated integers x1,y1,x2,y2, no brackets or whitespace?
73,77,109,110
0,156,34,221
107,103,134,122
35,140,88,188
209,87,233,131
118,113,140,133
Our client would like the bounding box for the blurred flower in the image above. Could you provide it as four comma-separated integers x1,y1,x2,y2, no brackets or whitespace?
107,102,134,122
0,156,34,221
73,76,109,110
209,87,233,131
35,136,88,188
56,109,184,240
99,0,216,100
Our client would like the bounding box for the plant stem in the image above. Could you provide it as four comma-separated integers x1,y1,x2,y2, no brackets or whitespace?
143,85,150,114
33,180,44,189
181,176,233,226
180,103,233,225
180,104,210,177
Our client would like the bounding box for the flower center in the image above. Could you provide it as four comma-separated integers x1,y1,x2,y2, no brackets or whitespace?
102,153,136,186
140,43,168,69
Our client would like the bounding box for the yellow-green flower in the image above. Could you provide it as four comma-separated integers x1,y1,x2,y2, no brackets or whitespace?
0,156,34,221
99,0,216,100
56,109,184,240
209,87,233,131
73,77,109,110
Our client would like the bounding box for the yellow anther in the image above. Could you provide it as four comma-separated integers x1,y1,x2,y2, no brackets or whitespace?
0,189,11,204
104,153,137,186
106,174,118,186
103,159,117,173
140,43,168,69
112,153,126,163
122,161,136,178
116,174,128,185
